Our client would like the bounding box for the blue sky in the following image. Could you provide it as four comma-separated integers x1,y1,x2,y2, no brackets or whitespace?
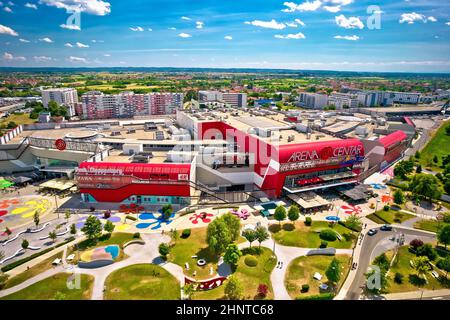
0,0,449,72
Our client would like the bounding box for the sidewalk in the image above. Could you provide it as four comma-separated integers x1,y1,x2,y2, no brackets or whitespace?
383,289,450,300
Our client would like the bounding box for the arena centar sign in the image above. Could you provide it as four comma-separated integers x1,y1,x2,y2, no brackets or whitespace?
287,145,363,163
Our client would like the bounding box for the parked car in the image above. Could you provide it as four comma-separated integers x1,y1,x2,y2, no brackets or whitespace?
380,224,393,231
367,229,378,236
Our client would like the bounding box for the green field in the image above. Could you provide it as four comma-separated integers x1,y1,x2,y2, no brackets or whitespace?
192,247,277,300
414,220,448,233
104,264,180,300
385,246,449,293
285,254,351,299
367,209,416,225
418,121,450,172
270,221,357,249
1,273,94,300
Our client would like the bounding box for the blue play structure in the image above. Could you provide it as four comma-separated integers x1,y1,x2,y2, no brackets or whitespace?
136,212,175,230
325,216,341,221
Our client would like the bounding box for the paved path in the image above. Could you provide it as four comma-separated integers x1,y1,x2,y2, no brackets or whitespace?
382,289,450,300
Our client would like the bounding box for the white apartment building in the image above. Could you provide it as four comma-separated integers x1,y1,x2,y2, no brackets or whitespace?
297,92,329,109
198,90,247,107
41,88,78,116
328,93,359,109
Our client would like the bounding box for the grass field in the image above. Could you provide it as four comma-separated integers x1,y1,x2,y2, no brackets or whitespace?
418,121,450,172
366,209,416,225
414,220,447,233
192,247,277,300
3,252,63,289
104,264,180,300
0,113,36,135
385,246,449,293
270,221,357,249
285,254,351,299
1,273,94,300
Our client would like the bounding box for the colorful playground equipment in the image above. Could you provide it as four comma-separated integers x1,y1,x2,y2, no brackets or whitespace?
231,208,250,220
189,212,214,224
185,275,228,291
340,204,363,215
78,245,120,268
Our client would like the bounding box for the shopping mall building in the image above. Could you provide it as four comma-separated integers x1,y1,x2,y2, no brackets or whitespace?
0,108,412,207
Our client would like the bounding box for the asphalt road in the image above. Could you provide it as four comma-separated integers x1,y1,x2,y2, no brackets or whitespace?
345,226,436,300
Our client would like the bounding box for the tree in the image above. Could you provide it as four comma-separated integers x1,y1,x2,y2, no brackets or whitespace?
274,205,286,225
412,256,431,278
416,243,437,261
158,243,170,260
365,267,389,294
242,229,257,247
287,205,300,224
223,243,242,267
70,223,77,236
161,204,173,220
49,231,57,243
410,238,424,250
103,220,115,235
255,226,269,247
394,160,414,179
4,227,12,239
257,284,269,298
414,151,421,159
409,174,443,203
437,224,450,249
21,239,29,250
436,257,450,277
81,215,103,243
345,214,362,234
64,210,71,222
183,283,195,300
33,211,40,229
325,258,341,285
224,276,243,300
207,213,240,255
433,155,439,164
393,189,405,206
7,121,17,129
416,164,422,174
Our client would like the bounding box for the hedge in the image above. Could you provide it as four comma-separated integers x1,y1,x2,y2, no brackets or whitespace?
244,255,258,267
1,237,75,272
295,293,335,300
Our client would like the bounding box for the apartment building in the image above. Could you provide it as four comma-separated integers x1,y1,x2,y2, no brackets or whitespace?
198,90,247,107
79,91,183,120
297,92,329,109
41,87,78,116
328,93,359,109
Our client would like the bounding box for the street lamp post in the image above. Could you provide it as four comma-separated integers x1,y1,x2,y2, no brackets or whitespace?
54,194,59,219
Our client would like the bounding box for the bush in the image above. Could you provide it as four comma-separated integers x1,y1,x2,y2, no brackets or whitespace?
383,205,390,211
342,233,352,241
133,232,140,239
125,215,137,221
416,244,437,261
320,240,328,248
301,284,310,293
319,229,337,242
158,243,170,260
304,217,312,226
410,239,424,250
257,284,269,298
394,272,404,284
244,255,258,267
295,293,335,300
181,229,191,239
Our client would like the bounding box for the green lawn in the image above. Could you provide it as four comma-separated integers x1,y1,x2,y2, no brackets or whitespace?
385,246,449,293
417,121,450,172
270,221,357,249
0,273,94,300
192,247,277,300
285,254,351,299
366,209,416,224
3,252,63,289
414,220,447,233
104,264,180,300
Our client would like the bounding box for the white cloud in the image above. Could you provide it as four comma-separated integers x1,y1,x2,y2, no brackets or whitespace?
178,33,192,38
0,24,18,36
334,35,360,40
335,14,364,29
34,55,53,62
282,1,322,12
76,42,89,48
168,27,177,30
323,5,340,12
39,37,53,43
147,28,152,31
399,12,426,24
103,53,110,57
181,16,191,21
196,21,204,29
130,26,144,32
224,35,233,40
245,19,286,30
3,6,12,12
274,32,306,39
19,38,30,43
64,43,73,47
60,23,80,30
24,2,37,9
40,0,111,16
7,1,13,6
427,16,437,22
446,22,450,26
3,52,26,61
68,56,87,63
295,18,305,26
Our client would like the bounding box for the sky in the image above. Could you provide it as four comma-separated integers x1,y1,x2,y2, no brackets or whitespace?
0,0,449,72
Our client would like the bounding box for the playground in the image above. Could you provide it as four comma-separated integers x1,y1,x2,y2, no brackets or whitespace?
0,195,53,229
